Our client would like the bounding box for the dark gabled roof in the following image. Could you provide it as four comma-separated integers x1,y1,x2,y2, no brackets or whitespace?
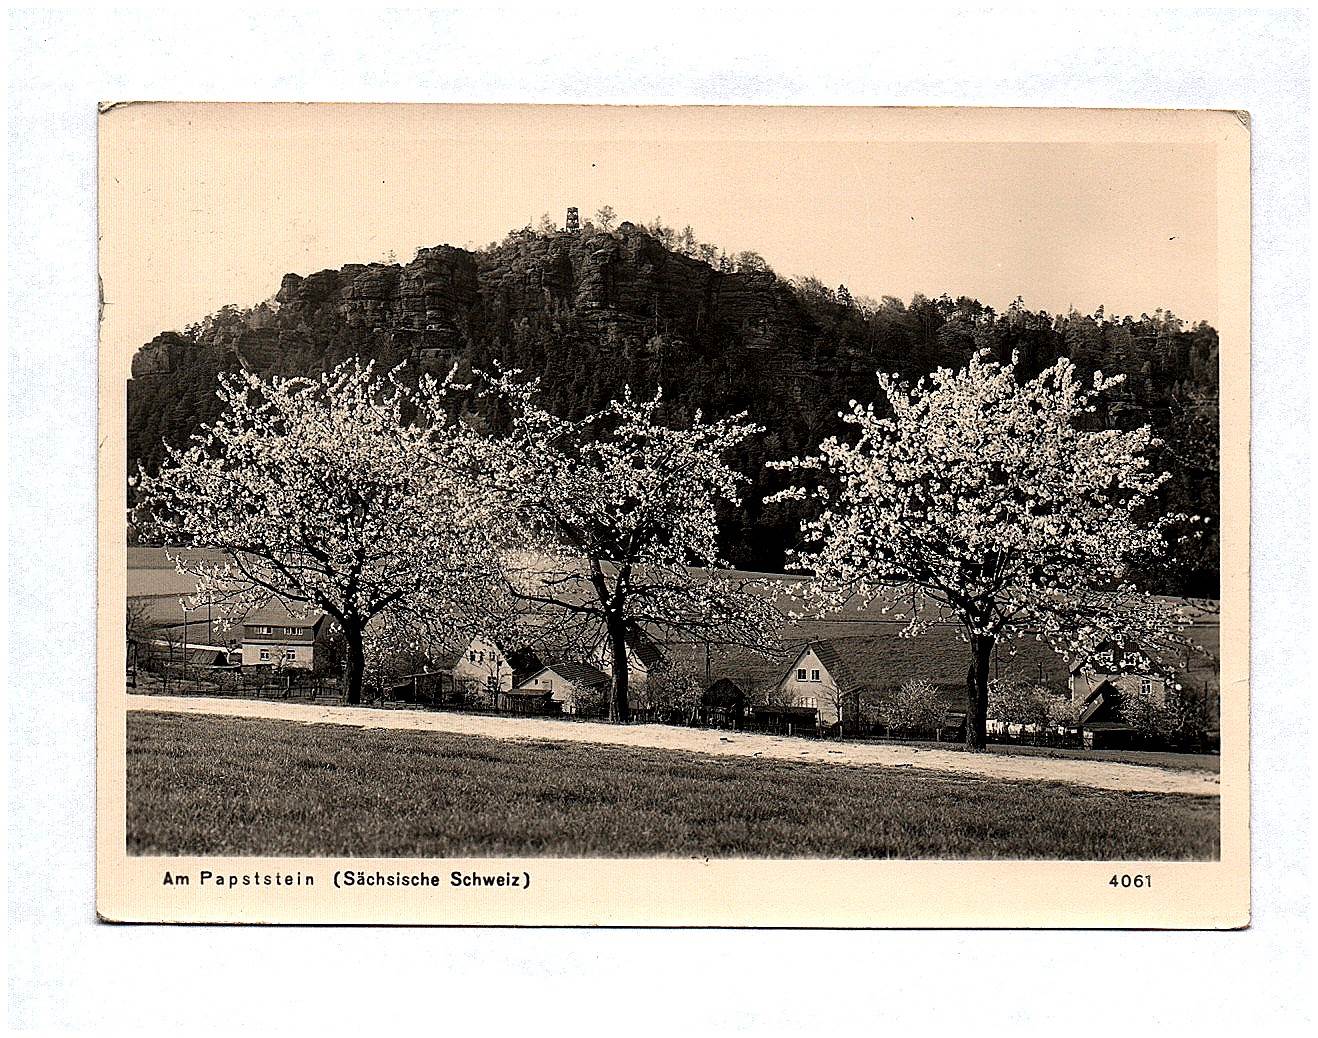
1077,681,1119,724
506,646,545,684
703,677,745,707
528,662,611,691
624,625,665,669
243,605,325,629
808,639,857,690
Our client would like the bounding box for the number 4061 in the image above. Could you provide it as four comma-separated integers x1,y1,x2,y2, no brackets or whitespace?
1109,874,1151,888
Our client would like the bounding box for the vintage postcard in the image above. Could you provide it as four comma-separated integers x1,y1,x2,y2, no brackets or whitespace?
97,104,1249,927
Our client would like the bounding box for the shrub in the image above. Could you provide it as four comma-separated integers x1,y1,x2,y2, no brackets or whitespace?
1045,695,1082,728
1120,684,1213,750
642,660,705,723
567,681,610,719
1162,686,1213,750
1119,688,1166,739
987,678,1053,729
883,680,945,735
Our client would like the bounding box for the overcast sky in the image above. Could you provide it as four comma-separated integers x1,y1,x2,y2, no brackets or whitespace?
100,104,1222,365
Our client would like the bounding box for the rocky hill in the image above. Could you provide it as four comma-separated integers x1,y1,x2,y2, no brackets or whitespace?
127,219,1221,595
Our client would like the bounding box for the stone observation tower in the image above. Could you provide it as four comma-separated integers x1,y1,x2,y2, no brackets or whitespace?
565,206,580,233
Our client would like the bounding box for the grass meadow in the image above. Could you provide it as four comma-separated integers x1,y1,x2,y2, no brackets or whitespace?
127,711,1219,860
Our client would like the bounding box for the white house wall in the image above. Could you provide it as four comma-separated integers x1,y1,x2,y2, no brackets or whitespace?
453,636,516,692
1070,670,1168,706
241,643,315,670
518,669,591,714
592,643,650,686
777,647,843,725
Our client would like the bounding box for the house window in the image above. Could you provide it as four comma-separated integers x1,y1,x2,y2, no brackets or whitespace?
255,625,272,635
801,697,818,709
1140,677,1153,696
469,651,477,662
796,668,807,680
259,648,270,662
811,669,820,682
285,648,297,661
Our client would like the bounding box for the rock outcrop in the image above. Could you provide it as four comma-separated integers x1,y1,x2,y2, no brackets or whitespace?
130,332,189,378
135,223,819,384
124,220,1221,591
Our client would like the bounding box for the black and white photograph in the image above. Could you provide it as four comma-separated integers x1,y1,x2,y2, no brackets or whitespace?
94,102,1248,926
13,7,1317,1035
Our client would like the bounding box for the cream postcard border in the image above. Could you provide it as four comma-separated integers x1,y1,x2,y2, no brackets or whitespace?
95,105,1250,928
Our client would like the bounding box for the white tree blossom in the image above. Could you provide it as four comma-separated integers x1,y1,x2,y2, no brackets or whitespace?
882,679,946,736
643,659,707,725
130,360,510,704
770,350,1195,748
478,369,784,722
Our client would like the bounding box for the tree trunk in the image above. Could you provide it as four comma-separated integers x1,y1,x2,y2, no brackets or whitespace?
342,622,365,706
607,617,631,724
965,634,994,751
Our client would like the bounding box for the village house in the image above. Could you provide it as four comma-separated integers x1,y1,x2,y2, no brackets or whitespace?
1065,642,1173,746
240,607,331,670
515,662,612,716
1069,643,1169,709
452,635,544,697
771,640,863,731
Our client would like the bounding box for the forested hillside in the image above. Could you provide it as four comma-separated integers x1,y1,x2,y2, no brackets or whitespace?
127,217,1220,595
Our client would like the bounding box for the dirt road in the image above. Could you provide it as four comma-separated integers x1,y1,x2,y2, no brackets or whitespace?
126,694,1220,797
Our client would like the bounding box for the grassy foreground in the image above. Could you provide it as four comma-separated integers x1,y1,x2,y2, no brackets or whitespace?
127,712,1219,860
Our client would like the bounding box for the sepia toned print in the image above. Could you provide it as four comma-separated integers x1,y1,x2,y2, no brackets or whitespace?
97,105,1249,926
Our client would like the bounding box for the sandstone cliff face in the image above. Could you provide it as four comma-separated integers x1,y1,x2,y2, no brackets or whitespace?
474,224,798,334
130,332,189,378
136,224,816,380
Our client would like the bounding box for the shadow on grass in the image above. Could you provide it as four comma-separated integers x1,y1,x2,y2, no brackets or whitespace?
127,711,1219,860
